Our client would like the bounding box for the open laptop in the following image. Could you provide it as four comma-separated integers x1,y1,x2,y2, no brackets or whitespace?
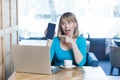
13,45,61,74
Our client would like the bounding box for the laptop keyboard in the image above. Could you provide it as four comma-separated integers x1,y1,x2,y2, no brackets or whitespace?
51,66,62,73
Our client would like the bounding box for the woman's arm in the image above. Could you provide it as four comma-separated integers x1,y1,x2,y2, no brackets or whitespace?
66,36,86,66
46,39,53,47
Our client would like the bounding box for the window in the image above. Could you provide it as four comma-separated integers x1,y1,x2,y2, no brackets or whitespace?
18,0,120,40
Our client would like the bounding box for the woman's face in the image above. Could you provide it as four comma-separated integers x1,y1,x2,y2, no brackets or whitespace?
61,19,76,37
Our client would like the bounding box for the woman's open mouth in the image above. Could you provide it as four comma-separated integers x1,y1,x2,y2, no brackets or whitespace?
65,29,71,35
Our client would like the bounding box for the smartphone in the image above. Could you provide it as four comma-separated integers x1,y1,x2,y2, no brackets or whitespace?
46,23,56,39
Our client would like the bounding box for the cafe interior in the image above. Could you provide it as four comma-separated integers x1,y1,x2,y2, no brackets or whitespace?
0,0,120,80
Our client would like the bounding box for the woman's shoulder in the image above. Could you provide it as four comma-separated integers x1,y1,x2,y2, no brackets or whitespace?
53,36,60,42
77,36,86,41
53,36,59,39
76,36,86,46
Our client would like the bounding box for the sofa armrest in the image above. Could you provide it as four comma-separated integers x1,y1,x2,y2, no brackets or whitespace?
87,52,99,67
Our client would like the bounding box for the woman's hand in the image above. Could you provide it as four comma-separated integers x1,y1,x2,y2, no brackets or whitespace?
58,35,74,44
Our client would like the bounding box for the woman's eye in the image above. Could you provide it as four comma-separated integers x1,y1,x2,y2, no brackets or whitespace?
61,23,65,26
68,21,72,24
68,22,70,24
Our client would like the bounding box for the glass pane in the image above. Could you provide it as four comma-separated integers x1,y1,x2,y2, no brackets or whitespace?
18,0,120,40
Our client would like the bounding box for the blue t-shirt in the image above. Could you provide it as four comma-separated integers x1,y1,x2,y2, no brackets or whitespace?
50,36,86,67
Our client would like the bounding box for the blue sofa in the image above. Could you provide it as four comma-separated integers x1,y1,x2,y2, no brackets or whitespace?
85,40,98,66
85,52,98,66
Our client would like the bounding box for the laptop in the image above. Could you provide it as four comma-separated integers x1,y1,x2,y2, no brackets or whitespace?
13,45,61,74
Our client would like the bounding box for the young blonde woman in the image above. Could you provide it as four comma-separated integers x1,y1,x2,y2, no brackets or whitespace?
50,12,86,67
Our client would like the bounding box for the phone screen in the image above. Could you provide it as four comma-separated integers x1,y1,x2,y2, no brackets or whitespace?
46,23,56,39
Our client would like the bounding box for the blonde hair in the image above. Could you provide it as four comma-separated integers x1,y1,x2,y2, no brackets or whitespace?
57,12,79,38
